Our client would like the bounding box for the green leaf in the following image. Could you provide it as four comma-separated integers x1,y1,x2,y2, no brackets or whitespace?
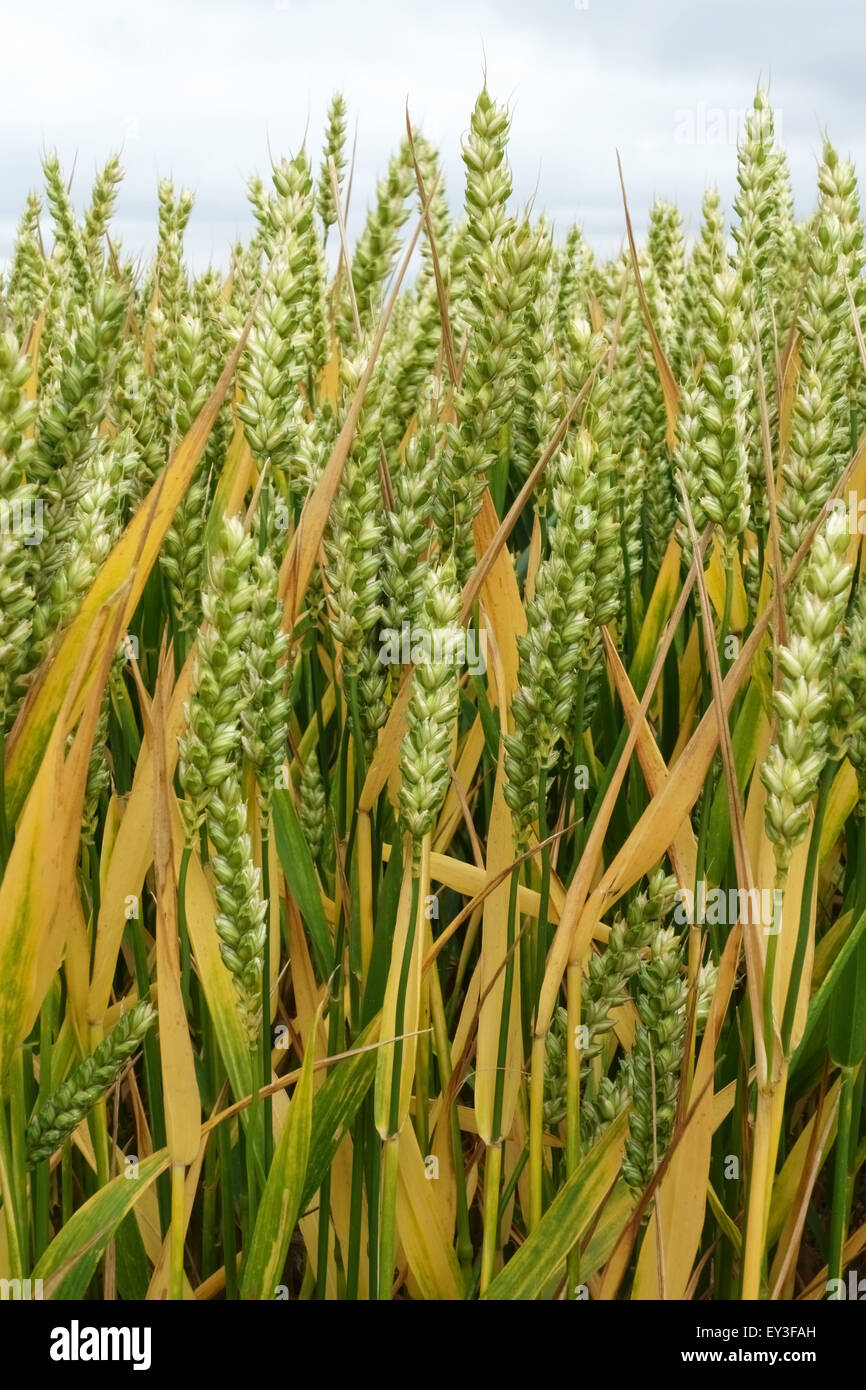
829,933,866,1068
241,1007,319,1299
33,1149,170,1299
792,903,866,1080
629,540,679,696
114,1209,151,1301
706,679,764,883
301,1015,380,1211
271,786,333,979
482,1112,628,1300
363,841,404,1026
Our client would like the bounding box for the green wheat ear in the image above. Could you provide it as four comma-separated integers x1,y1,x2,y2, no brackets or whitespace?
242,548,292,814
504,425,597,840
680,187,725,378
6,191,47,338
544,869,679,1140
399,557,461,845
761,517,852,878
208,774,268,1041
0,328,37,734
26,1001,156,1168
178,515,256,838
317,91,349,237
622,924,687,1194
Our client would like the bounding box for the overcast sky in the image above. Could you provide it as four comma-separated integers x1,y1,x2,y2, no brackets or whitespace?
2,0,864,270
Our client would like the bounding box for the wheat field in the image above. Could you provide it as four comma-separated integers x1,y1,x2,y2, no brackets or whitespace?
0,83,865,1303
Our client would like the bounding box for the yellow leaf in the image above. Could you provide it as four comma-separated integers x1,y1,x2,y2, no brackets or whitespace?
603,630,697,895
705,543,748,630
0,599,123,1080
633,922,742,1298
375,837,428,1137
5,329,249,825
89,653,194,1022
396,1122,463,1299
475,755,522,1145
0,718,63,1085
470,489,525,700
820,761,858,863
148,655,200,1166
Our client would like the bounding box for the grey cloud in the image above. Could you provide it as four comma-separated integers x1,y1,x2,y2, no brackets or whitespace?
1,0,863,269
